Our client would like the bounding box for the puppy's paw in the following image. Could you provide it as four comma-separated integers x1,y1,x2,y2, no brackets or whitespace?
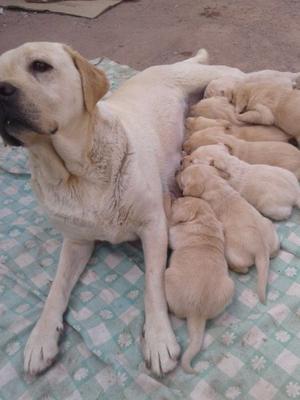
141,323,180,376
24,318,63,376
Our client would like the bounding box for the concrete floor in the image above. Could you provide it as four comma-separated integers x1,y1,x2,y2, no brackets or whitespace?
0,0,300,72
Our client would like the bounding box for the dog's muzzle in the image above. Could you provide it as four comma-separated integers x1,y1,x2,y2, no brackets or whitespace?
0,81,42,147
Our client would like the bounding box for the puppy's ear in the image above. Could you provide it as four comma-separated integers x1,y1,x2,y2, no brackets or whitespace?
235,90,248,114
171,201,198,224
64,46,109,114
218,141,233,155
209,159,230,180
182,171,205,198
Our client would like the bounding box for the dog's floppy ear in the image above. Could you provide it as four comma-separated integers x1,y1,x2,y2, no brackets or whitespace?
218,141,234,155
171,200,198,224
209,159,230,180
64,46,109,114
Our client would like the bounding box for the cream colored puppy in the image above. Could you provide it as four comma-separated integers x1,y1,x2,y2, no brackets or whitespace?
165,196,234,373
185,144,300,220
177,164,280,303
189,97,244,125
233,81,300,145
204,71,298,100
0,42,244,376
183,130,300,179
185,116,230,133
185,118,289,142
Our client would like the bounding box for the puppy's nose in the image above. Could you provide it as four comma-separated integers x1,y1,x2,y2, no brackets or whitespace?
0,82,17,98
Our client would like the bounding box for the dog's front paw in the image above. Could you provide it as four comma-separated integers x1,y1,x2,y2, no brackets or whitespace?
141,323,180,376
24,318,63,375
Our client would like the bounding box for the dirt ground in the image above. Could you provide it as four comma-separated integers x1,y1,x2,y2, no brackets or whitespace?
0,0,300,72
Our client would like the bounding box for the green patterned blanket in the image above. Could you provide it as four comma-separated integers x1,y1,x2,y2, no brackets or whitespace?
0,58,299,400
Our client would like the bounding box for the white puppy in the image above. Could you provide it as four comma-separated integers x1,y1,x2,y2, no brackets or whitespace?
165,196,234,373
177,164,280,303
184,144,300,220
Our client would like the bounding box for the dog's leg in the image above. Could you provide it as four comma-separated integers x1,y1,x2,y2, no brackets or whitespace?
141,214,180,376
24,238,94,375
237,104,275,125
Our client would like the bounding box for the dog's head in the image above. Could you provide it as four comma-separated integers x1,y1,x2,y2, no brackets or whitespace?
0,42,108,147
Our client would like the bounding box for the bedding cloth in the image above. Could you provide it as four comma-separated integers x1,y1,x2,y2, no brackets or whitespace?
0,58,300,400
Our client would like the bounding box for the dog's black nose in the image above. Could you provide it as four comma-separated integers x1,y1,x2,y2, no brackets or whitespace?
0,82,17,98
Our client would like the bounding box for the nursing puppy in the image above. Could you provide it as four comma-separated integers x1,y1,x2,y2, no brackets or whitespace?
185,118,289,142
183,130,300,179
204,71,298,100
185,116,230,134
177,164,280,303
165,196,234,373
185,144,300,220
0,42,244,376
233,81,300,145
189,97,244,125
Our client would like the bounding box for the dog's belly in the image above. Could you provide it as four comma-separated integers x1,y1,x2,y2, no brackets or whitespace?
50,214,139,243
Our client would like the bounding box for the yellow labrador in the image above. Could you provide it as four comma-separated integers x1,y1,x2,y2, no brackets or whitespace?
165,196,234,373
183,129,300,179
185,144,300,220
177,164,280,303
185,117,289,142
0,42,244,376
232,81,300,145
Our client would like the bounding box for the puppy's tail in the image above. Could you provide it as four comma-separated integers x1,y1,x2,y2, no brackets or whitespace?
181,315,206,374
255,246,270,304
195,48,209,64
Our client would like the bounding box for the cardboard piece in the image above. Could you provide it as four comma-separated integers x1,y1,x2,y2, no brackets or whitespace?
0,0,124,18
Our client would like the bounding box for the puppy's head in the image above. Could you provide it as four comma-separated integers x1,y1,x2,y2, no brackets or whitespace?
0,42,108,147
170,196,204,225
176,164,207,197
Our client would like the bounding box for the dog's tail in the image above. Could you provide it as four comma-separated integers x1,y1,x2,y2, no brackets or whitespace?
255,245,270,304
182,48,209,65
181,315,206,374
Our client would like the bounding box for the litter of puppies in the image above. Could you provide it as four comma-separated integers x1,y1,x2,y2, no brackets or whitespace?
167,74,300,372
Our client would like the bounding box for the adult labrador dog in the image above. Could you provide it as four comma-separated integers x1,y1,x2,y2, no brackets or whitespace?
0,42,242,376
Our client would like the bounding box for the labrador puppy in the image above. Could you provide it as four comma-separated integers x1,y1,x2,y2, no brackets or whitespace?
185,118,289,142
204,71,298,100
189,97,244,125
232,81,300,145
165,196,234,373
177,164,279,303
0,42,245,376
185,116,230,135
183,130,300,179
185,144,300,220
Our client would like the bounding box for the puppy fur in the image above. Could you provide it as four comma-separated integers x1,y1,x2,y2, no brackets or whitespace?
232,81,300,145
165,196,234,373
183,130,300,179
185,144,300,220
177,164,280,303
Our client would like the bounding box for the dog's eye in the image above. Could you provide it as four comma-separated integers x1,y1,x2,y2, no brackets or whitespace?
30,60,53,73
